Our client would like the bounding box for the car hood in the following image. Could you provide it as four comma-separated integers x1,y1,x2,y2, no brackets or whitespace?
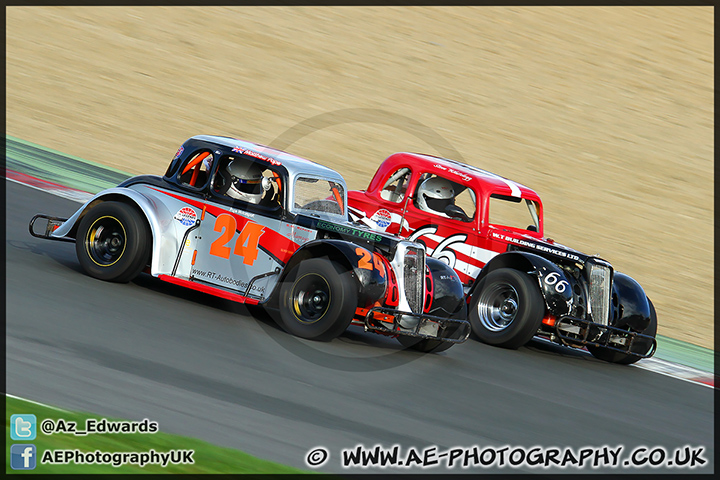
491,229,600,265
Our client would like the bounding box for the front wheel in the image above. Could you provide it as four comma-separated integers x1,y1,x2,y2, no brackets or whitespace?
278,258,357,341
587,297,658,365
75,201,151,283
469,268,545,349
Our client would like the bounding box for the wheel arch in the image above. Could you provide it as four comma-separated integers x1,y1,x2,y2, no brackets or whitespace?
278,239,387,308
58,188,174,275
469,251,572,317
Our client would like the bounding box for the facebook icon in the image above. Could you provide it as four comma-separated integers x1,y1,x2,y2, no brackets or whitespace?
11,444,37,470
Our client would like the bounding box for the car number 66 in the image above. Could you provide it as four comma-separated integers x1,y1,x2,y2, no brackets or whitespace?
544,272,569,293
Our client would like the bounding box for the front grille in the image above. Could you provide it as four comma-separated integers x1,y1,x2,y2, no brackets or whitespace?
403,246,425,314
587,261,612,325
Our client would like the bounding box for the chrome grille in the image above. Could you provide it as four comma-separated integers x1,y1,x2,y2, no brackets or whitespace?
403,246,425,314
588,261,611,325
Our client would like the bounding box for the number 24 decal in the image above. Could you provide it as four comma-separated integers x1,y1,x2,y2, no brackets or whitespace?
355,247,386,278
209,214,265,265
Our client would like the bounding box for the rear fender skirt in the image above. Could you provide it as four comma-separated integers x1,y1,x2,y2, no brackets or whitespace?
611,272,651,332
278,239,387,308
51,187,175,276
469,251,572,317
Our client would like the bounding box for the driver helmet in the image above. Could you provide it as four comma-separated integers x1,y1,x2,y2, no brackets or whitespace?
226,160,264,204
416,176,455,214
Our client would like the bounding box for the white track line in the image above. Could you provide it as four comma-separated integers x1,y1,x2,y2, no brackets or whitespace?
633,358,714,389
6,393,71,412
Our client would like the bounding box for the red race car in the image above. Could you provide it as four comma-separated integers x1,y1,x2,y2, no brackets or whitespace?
347,152,657,364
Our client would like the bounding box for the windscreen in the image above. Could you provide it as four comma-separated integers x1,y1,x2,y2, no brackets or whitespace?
488,194,540,231
294,177,346,217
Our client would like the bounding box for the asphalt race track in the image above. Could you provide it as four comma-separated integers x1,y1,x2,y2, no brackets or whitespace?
5,180,714,474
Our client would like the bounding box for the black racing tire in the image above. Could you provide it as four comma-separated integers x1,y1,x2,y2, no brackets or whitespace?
587,297,658,365
397,336,455,353
469,268,545,349
75,201,151,283
278,258,357,341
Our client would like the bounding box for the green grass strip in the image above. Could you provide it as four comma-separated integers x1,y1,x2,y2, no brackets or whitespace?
5,135,131,194
6,395,309,474
654,335,714,373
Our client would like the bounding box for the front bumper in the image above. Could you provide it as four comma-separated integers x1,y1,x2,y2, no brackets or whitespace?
363,307,471,344
554,316,657,359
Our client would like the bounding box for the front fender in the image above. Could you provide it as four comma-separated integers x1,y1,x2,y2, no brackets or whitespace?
51,187,177,276
611,272,651,332
281,239,387,308
470,251,573,317
425,257,466,319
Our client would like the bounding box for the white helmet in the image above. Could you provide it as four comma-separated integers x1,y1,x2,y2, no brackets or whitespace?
226,160,264,204
416,176,455,214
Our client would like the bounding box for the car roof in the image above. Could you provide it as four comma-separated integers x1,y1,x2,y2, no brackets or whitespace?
190,135,346,184
387,152,541,200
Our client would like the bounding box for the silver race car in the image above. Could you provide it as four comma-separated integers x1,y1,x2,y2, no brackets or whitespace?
30,135,469,352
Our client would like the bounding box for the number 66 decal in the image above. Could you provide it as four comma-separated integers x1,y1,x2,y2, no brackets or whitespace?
544,271,569,293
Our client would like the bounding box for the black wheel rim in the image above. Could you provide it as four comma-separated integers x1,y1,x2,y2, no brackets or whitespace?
291,273,331,324
85,216,127,266
477,281,519,331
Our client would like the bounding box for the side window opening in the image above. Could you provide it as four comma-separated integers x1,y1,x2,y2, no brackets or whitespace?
294,177,345,216
212,155,283,210
178,150,214,189
488,194,540,231
413,173,476,222
380,167,411,203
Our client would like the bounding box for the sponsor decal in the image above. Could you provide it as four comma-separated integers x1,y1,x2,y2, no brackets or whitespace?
434,161,522,196
232,146,282,166
432,163,472,182
191,268,266,293
492,231,581,261
317,221,383,242
174,207,197,227
371,209,392,228
173,146,184,159
290,226,315,244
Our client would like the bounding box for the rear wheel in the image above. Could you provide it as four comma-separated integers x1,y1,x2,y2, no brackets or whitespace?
75,201,151,283
278,258,357,341
397,336,455,353
469,268,545,349
587,298,658,365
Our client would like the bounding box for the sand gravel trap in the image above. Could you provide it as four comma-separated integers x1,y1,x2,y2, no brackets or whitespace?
6,6,713,348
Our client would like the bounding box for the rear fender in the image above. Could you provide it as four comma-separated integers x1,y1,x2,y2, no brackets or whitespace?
469,251,572,317
50,188,176,276
279,239,387,308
